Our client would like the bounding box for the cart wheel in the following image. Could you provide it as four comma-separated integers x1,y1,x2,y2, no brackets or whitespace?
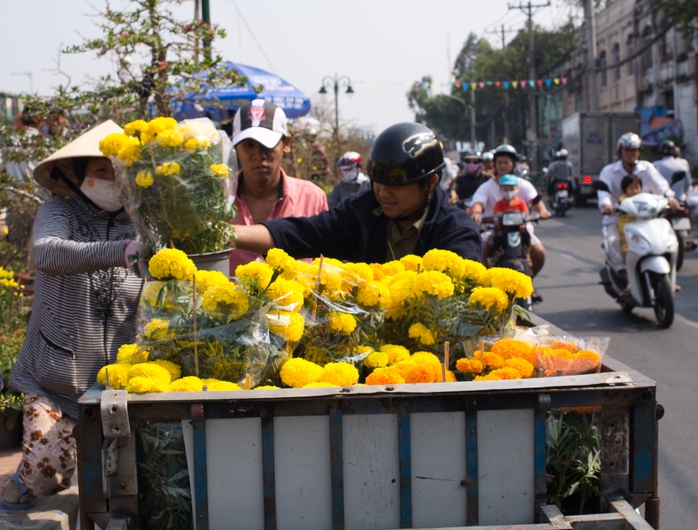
650,272,674,328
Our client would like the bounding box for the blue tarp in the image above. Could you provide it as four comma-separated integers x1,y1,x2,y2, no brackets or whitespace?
635,106,682,147
172,62,311,121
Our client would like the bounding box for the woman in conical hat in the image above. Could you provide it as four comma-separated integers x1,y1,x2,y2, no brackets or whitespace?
2,121,145,508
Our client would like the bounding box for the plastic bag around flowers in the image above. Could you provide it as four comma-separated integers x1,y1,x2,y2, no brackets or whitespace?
106,117,237,255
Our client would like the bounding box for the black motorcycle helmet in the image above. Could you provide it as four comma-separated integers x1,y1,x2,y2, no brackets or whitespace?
367,123,445,186
462,150,483,163
658,139,676,157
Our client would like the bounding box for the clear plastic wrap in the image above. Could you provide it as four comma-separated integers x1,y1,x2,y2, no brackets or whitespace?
110,117,237,255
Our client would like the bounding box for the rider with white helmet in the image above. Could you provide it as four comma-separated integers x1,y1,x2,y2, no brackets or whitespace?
327,151,371,208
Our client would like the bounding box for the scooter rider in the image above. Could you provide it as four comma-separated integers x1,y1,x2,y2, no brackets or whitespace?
327,151,371,208
481,151,495,178
470,144,551,300
597,132,679,276
547,149,574,200
449,151,489,207
653,140,691,201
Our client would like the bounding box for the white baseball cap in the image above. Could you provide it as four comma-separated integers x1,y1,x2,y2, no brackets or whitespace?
232,99,289,149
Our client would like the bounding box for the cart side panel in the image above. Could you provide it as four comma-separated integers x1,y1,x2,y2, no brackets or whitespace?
410,411,467,528
478,409,535,526
274,416,333,530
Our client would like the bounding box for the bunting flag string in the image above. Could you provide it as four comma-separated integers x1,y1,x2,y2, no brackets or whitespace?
353,77,568,90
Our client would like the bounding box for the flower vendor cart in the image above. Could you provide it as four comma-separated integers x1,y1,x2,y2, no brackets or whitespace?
76,317,660,530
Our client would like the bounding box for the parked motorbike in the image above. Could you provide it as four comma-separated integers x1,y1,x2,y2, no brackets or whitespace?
550,179,574,217
594,182,677,328
482,211,541,311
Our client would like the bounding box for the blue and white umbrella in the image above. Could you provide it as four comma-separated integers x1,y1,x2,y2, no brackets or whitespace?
173,62,311,121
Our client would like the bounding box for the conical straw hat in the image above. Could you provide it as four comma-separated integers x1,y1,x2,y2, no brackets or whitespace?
33,120,124,197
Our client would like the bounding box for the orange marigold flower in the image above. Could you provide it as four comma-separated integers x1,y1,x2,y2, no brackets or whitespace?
444,370,457,382
537,346,574,376
474,373,501,381
567,349,601,375
550,340,579,353
456,358,484,374
491,338,534,362
489,367,522,380
503,357,535,378
404,364,437,384
365,368,406,385
473,350,504,369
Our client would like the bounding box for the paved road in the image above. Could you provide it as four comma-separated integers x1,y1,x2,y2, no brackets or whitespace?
532,204,698,529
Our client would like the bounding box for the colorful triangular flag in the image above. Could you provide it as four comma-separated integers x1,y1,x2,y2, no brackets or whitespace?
495,81,501,87
545,79,552,87
536,79,543,87
561,77,568,85
455,82,461,88
463,82,469,90
528,80,535,87
478,82,485,88
503,81,510,89
512,80,519,88
520,80,527,87
553,78,560,85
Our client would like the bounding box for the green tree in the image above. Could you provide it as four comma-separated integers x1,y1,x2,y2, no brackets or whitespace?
655,0,698,38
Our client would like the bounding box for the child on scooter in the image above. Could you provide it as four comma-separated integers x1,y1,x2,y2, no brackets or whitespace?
617,175,642,290
493,174,529,214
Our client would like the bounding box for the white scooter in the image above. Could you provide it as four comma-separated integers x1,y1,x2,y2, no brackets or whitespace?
595,182,678,328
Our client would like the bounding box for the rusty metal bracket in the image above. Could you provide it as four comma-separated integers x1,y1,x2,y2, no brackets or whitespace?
101,390,131,438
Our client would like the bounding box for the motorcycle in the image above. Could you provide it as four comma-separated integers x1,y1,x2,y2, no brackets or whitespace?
550,179,574,217
667,170,697,271
482,211,541,311
594,182,678,328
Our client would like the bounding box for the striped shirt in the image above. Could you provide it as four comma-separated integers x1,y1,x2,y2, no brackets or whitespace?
10,196,143,419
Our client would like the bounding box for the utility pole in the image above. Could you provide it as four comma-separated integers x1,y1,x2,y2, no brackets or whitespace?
485,25,518,49
583,0,599,111
201,0,211,60
508,0,550,170
470,88,477,150
194,0,200,61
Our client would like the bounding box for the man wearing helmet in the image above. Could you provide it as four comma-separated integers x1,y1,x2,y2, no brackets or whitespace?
327,151,371,208
231,122,481,263
481,151,495,178
449,151,489,207
470,144,551,296
546,149,574,201
597,132,679,275
653,139,691,201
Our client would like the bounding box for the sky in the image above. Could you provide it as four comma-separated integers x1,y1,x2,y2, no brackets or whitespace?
0,0,581,135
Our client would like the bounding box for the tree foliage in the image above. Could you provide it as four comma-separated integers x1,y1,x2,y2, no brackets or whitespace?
655,0,698,38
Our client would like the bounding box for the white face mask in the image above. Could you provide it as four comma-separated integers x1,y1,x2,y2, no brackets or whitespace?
80,177,123,212
339,167,360,182
501,190,518,201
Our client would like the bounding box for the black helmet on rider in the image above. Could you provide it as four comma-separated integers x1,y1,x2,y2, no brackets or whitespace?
367,122,445,186
658,139,676,157
462,150,483,163
617,132,642,152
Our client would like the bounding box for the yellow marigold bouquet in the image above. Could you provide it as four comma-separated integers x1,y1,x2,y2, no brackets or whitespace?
100,117,236,254
136,248,293,387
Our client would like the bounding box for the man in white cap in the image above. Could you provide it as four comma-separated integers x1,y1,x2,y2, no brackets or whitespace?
230,99,327,274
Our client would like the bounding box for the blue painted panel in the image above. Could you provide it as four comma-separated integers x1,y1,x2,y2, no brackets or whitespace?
329,406,344,530
397,404,412,528
192,404,209,530
465,409,478,526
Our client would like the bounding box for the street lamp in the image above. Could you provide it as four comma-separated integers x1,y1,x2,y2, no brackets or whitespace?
319,74,354,136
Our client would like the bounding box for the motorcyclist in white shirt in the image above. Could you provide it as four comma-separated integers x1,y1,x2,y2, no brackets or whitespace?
653,139,691,201
470,144,551,301
597,133,680,278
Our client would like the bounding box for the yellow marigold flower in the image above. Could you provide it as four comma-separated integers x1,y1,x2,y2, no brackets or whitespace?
152,359,182,381
366,367,405,385
147,117,178,135
491,339,535,363
400,254,423,272
280,358,323,388
149,248,197,281
99,132,131,157
444,370,457,382
128,362,173,383
369,263,385,281
380,260,405,277
356,280,390,309
408,322,436,345
341,262,374,286
411,351,443,381
319,362,359,386
117,136,142,165
126,376,169,393
168,376,204,392
116,344,149,364
480,267,533,298
254,385,280,390
567,349,600,375
202,283,250,322
306,259,343,293
469,287,509,312
135,169,154,188
456,357,484,374
236,262,274,293
194,270,229,292
380,344,411,365
206,381,242,391
266,248,301,280
404,364,437,384
461,259,487,283
155,127,184,147
503,358,535,378
184,138,210,151
550,340,579,353
392,359,417,379
474,373,502,381
143,318,170,340
473,350,504,369
209,164,229,178
123,119,148,138
177,120,218,141
267,310,305,342
156,161,181,176
97,363,131,389
266,277,304,311
303,382,336,388
364,351,389,369
489,367,522,380
422,249,467,279
328,312,357,335
413,270,454,300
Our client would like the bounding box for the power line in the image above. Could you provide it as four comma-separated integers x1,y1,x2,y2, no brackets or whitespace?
229,0,276,73
485,25,519,48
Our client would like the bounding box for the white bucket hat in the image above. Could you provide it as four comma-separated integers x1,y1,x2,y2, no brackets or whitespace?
33,120,123,197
